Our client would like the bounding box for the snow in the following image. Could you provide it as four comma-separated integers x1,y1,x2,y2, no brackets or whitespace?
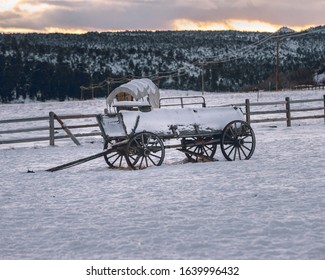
0,89,325,260
101,107,244,137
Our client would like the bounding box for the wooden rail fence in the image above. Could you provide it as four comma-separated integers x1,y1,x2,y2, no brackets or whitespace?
0,112,101,146
236,95,325,127
0,95,324,146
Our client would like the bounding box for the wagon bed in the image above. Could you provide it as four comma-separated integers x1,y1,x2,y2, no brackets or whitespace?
98,107,244,140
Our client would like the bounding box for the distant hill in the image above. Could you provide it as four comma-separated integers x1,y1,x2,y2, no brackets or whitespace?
277,26,296,34
0,26,325,102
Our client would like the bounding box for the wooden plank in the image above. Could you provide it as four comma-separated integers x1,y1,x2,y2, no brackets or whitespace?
0,126,49,134
54,114,81,146
62,124,99,129
290,98,323,104
251,109,286,115
290,107,324,112
250,117,287,123
249,101,286,106
51,132,101,140
58,114,97,119
291,115,325,120
0,116,48,124
62,132,101,138
0,136,50,144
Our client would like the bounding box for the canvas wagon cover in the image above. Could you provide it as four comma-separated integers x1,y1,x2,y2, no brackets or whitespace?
107,78,160,108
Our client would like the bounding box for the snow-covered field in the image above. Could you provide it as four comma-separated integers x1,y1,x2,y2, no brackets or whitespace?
0,90,324,260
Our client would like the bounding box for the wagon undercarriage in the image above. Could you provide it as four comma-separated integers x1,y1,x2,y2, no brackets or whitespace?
101,119,256,170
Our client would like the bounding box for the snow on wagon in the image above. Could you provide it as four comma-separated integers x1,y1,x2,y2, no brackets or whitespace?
95,78,256,170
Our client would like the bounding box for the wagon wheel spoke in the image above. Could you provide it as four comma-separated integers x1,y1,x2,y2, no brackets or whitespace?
148,155,160,166
221,120,256,161
139,156,145,169
202,146,208,156
144,156,149,168
205,145,215,153
181,137,217,162
226,144,236,157
233,147,238,160
149,153,162,159
126,132,165,170
129,154,141,165
239,145,248,158
103,140,129,169
223,144,236,159
241,143,252,152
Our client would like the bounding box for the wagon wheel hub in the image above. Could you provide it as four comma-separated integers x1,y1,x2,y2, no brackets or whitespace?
143,147,151,157
234,137,244,147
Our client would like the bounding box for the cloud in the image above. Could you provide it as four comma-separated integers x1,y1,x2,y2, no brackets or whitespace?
0,0,324,33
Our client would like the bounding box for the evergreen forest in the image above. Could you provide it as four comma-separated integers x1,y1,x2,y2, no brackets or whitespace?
0,26,325,103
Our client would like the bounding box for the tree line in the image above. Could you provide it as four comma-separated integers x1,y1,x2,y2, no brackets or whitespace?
0,28,325,103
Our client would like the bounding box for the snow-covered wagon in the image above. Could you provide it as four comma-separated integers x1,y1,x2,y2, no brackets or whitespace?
96,78,256,170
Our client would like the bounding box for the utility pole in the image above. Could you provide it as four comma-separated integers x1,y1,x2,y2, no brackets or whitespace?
201,63,204,95
276,35,279,94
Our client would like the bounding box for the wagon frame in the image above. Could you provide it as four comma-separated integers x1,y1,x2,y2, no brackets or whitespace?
96,79,256,170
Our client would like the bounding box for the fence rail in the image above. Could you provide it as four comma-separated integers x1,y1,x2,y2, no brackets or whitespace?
1,95,324,146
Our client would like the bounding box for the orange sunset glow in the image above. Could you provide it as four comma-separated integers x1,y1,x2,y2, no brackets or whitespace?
173,19,313,33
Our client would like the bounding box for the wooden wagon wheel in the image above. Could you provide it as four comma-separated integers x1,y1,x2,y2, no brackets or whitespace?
103,139,130,169
221,120,256,161
181,137,217,162
126,132,165,169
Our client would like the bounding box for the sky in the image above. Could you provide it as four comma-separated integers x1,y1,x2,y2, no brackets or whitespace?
0,0,324,34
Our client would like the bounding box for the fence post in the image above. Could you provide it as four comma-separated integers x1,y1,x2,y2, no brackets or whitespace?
323,95,325,125
180,97,184,108
49,111,55,146
245,99,251,124
285,97,291,127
